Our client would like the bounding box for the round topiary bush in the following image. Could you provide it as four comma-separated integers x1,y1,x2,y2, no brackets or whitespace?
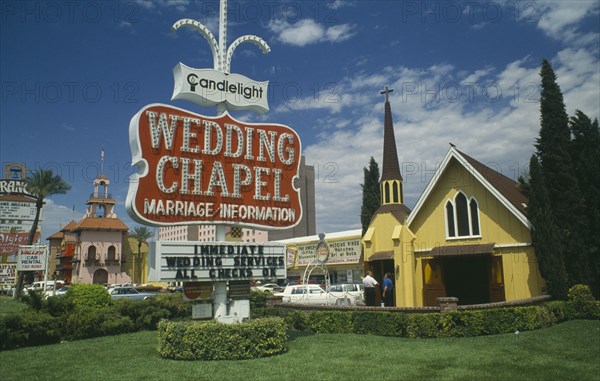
157,317,287,360
69,284,112,309
568,284,595,303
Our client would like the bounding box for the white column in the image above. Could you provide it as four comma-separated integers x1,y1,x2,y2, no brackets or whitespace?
213,225,230,322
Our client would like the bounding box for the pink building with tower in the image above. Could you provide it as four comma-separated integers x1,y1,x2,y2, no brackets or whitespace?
51,174,132,285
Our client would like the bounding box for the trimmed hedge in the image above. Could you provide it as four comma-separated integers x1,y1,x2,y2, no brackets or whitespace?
253,301,599,339
64,307,135,340
157,317,287,360
0,311,61,350
3,284,598,352
0,292,193,351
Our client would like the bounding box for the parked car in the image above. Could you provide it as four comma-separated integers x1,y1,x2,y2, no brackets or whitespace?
327,283,365,306
277,284,346,305
46,286,70,297
252,283,283,293
26,280,65,294
107,286,156,301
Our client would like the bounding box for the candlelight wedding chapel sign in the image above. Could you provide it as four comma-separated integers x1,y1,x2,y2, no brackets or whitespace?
126,104,302,229
126,0,302,231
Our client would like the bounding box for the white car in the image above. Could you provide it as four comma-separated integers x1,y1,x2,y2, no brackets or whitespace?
327,283,365,306
107,286,156,301
279,284,344,305
252,283,283,293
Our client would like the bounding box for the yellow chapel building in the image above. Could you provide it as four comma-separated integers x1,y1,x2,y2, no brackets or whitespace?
362,88,545,307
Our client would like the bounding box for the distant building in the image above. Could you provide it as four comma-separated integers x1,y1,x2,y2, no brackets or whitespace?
47,221,77,283
48,174,132,285
268,156,316,241
274,229,363,284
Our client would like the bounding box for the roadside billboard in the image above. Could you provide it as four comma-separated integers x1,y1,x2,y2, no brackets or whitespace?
17,245,47,272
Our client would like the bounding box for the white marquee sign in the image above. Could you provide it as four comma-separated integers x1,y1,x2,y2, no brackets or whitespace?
150,241,286,282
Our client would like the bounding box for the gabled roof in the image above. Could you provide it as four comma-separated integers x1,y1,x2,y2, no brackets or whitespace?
406,147,530,229
61,220,78,232
47,231,64,240
71,217,128,232
47,220,78,240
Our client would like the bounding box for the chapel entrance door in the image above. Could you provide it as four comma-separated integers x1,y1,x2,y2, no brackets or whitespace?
441,255,490,305
422,258,446,306
489,256,506,302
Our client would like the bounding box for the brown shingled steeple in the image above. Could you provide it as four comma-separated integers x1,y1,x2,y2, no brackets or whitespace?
379,86,404,205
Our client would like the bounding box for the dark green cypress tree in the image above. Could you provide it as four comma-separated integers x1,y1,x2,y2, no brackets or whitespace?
536,59,591,289
528,155,569,299
569,111,600,296
360,157,381,234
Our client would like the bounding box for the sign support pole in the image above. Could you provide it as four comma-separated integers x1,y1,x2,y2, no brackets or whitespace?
213,225,230,322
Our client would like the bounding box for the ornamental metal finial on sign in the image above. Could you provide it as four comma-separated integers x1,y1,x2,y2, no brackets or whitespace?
171,0,271,114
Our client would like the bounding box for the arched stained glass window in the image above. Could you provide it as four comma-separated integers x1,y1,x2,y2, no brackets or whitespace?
470,199,480,235
446,201,456,237
456,192,470,236
445,192,481,238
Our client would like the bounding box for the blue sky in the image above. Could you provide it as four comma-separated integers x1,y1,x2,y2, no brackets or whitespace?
1,0,599,238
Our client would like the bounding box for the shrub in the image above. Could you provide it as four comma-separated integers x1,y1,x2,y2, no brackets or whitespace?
157,317,287,360
69,284,112,309
20,289,45,312
0,311,61,350
568,284,595,303
351,311,406,337
113,298,171,330
252,308,308,330
64,307,134,340
543,301,567,322
43,294,75,317
254,305,564,339
154,293,192,318
307,311,353,334
564,284,599,319
250,290,268,309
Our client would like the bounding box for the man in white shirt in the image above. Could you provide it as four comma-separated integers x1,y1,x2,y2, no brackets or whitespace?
362,271,379,306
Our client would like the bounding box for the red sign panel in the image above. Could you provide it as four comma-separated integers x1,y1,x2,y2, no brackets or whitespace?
126,104,302,229
0,231,40,256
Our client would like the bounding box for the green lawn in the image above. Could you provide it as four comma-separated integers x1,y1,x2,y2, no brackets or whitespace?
1,319,598,381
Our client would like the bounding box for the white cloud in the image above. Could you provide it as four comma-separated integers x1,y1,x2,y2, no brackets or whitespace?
268,19,356,46
277,50,599,233
534,1,600,46
40,199,81,239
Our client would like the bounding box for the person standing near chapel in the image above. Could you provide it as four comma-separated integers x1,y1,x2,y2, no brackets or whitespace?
362,271,379,306
382,272,394,307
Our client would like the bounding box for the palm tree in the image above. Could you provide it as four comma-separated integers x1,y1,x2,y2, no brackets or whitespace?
14,169,70,299
130,226,154,284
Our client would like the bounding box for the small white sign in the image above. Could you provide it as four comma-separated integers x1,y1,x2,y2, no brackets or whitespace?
0,264,16,284
172,63,269,114
17,245,47,271
192,303,213,319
